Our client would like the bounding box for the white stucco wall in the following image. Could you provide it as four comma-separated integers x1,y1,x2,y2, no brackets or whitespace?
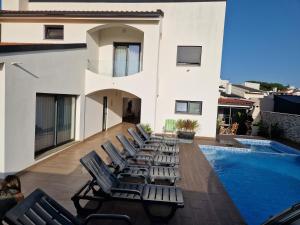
0,48,86,176
0,64,5,175
1,1,226,138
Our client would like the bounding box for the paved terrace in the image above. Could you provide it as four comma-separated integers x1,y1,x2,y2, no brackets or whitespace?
19,123,245,225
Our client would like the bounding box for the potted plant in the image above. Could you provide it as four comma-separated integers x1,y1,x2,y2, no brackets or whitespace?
141,123,152,135
176,119,199,140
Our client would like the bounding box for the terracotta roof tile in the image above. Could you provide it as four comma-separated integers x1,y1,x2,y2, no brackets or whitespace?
218,97,254,106
0,10,164,18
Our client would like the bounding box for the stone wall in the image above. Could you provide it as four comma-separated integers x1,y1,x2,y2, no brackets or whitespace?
261,111,300,143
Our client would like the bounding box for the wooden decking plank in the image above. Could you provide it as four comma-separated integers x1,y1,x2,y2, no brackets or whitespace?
18,123,245,224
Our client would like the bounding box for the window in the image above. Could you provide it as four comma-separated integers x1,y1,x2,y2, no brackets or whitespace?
44,25,64,40
175,100,202,115
35,94,76,156
113,43,141,77
176,46,202,66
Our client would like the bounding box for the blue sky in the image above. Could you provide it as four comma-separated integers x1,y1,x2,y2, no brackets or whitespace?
222,0,300,87
0,0,299,87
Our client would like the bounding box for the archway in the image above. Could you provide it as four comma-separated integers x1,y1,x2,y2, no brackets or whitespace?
86,24,144,76
84,89,141,138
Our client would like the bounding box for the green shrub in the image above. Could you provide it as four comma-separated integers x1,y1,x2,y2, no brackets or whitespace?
176,119,199,132
270,123,283,139
257,121,270,138
141,124,152,134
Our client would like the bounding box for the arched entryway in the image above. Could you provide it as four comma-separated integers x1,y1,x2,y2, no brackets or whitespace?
84,89,141,138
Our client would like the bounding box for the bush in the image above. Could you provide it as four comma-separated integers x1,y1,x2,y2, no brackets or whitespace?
257,121,283,139
257,121,269,138
270,123,283,139
176,119,199,132
141,124,152,134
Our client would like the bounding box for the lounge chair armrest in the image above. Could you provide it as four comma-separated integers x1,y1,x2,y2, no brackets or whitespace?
118,173,148,183
136,153,154,160
127,164,149,169
111,188,142,197
84,214,132,225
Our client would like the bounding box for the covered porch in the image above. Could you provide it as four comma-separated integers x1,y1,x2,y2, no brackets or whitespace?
18,123,245,225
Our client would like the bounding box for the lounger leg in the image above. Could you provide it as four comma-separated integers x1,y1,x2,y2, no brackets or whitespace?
72,195,103,217
143,203,177,222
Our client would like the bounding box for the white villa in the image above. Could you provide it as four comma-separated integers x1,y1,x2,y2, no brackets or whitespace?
0,0,226,177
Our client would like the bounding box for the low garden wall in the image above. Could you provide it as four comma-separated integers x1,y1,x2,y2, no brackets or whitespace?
261,111,300,144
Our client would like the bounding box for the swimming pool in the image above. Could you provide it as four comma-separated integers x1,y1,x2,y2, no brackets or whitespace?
200,141,300,225
235,138,300,155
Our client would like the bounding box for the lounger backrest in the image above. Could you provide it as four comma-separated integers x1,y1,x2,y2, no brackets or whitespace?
101,141,127,171
262,203,300,225
80,151,119,194
116,134,138,157
4,189,80,225
128,128,144,147
136,124,150,141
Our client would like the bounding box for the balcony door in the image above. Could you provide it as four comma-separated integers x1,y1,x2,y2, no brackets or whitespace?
113,43,141,77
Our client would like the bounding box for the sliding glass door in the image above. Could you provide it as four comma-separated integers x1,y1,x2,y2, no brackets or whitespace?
113,43,141,77
56,96,76,145
35,94,76,156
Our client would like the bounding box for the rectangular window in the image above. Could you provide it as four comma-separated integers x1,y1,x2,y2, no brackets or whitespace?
35,94,76,156
175,100,202,115
177,46,202,66
113,43,141,77
44,25,64,40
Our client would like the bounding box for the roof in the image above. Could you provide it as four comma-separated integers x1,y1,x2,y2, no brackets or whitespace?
232,84,263,93
0,43,86,53
218,97,254,107
0,10,164,18
28,0,225,2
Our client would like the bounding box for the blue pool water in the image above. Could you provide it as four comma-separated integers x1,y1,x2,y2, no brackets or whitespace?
200,142,300,225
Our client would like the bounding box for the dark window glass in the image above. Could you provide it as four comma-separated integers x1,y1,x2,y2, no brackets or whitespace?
45,25,64,39
177,46,202,66
175,100,202,115
35,94,76,156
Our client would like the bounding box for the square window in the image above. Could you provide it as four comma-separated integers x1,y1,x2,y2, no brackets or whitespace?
45,25,64,40
175,100,202,115
189,102,202,114
177,46,202,66
175,101,188,113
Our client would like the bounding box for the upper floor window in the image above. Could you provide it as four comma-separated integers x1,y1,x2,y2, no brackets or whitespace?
113,43,141,77
44,25,64,40
175,100,202,115
177,46,202,66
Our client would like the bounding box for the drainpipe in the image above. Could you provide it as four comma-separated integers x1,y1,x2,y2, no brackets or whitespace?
153,17,163,132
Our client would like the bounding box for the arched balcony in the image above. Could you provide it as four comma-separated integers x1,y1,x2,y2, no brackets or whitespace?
86,24,144,77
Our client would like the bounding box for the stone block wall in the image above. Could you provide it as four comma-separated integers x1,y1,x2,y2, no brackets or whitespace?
261,111,300,144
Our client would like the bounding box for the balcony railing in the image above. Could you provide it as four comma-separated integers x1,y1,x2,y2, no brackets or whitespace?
87,59,141,77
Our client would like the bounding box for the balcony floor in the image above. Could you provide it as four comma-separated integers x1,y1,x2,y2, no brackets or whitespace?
19,123,245,225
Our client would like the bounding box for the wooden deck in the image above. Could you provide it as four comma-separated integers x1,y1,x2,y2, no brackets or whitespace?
19,123,245,225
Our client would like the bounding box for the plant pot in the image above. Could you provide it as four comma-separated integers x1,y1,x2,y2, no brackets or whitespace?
177,131,196,140
251,125,259,136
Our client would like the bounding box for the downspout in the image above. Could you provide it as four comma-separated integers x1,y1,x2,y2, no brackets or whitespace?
153,16,163,132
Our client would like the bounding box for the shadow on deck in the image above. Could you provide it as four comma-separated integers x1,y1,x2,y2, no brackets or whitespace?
19,123,245,225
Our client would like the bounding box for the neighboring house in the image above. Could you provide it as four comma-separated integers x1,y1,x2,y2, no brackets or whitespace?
0,0,226,176
218,97,254,126
231,84,265,99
